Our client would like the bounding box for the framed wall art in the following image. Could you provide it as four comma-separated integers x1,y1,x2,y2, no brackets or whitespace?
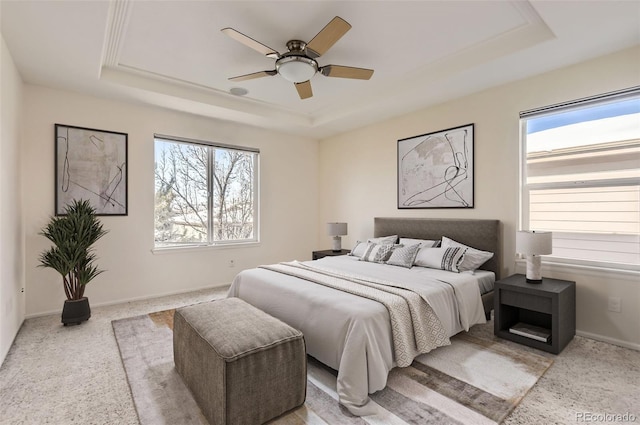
397,123,474,209
55,124,128,215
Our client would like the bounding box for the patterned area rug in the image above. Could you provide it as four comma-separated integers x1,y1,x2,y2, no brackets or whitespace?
112,308,552,425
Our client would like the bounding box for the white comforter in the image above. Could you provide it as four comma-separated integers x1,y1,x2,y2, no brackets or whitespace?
227,256,486,415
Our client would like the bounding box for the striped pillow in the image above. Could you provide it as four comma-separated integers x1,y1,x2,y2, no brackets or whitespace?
349,241,369,258
441,236,494,272
360,243,396,263
414,247,466,272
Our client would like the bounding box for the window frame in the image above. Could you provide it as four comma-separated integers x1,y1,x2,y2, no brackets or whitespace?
519,87,640,271
153,134,260,251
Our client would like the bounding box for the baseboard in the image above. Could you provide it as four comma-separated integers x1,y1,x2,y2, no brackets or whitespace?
0,317,25,367
577,330,640,351
24,282,231,319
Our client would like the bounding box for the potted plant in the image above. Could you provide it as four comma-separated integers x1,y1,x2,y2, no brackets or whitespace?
39,199,109,326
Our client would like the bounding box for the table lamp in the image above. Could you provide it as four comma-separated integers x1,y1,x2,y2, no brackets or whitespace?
516,230,552,283
327,222,348,252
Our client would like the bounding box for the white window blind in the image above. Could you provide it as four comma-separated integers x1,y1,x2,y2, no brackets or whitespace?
520,87,640,269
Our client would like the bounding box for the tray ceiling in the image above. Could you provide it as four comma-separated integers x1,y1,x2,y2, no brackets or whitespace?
2,1,639,138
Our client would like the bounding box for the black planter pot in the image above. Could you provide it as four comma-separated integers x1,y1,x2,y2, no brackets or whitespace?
61,297,91,326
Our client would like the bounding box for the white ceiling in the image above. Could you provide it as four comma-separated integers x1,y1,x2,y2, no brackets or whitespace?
1,1,639,139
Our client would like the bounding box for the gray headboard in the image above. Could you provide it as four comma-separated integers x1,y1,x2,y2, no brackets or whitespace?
374,217,501,277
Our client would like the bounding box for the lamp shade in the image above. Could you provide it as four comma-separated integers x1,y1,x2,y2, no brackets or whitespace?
516,231,552,255
326,222,348,236
277,56,317,83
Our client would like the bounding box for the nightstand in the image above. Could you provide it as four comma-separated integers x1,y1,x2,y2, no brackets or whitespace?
312,249,350,260
494,274,575,354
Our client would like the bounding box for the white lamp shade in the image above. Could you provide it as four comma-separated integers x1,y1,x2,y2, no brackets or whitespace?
326,222,348,236
516,231,552,255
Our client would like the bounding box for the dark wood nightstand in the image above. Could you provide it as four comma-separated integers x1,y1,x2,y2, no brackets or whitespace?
494,274,576,354
312,249,350,260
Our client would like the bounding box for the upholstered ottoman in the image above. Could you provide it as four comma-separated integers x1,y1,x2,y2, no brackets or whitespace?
173,297,306,425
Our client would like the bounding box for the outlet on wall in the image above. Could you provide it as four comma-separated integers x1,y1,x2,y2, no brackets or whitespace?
608,296,621,313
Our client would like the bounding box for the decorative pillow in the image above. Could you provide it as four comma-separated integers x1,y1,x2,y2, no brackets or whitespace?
386,243,420,268
349,241,368,258
441,236,494,272
398,238,440,248
360,243,396,263
367,235,398,245
414,247,466,272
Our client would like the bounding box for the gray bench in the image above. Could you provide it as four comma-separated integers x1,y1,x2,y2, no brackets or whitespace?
173,297,306,425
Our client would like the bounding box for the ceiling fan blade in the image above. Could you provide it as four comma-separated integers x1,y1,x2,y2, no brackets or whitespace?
221,28,280,58
295,80,313,99
320,65,374,80
228,70,277,82
306,16,351,58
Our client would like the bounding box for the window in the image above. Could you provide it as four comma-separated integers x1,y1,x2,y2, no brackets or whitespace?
520,88,640,269
154,135,259,248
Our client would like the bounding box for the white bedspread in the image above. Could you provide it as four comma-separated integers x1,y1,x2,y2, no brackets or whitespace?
227,256,487,415
260,261,450,367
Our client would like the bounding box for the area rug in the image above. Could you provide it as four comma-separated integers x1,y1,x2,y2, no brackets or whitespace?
112,307,553,425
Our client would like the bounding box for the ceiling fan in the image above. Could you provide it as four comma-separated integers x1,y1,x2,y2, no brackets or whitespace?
221,16,374,100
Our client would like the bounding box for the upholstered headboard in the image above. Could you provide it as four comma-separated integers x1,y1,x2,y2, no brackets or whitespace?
374,217,501,277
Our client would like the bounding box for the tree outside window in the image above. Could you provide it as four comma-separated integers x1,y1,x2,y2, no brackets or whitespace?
154,137,258,247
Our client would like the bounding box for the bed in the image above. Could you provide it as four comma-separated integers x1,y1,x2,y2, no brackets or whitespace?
373,217,500,318
228,217,500,415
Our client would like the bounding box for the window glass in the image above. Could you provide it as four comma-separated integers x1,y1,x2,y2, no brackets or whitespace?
154,137,258,248
521,94,640,268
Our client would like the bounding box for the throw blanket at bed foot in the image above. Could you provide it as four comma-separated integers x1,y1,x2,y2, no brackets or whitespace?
259,261,452,415
262,261,450,366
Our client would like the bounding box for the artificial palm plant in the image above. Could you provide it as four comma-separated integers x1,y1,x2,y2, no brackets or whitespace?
39,199,109,301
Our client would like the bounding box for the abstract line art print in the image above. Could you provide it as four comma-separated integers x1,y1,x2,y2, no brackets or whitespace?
398,123,474,209
55,124,128,215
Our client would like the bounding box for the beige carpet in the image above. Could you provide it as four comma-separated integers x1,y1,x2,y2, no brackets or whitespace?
112,307,553,425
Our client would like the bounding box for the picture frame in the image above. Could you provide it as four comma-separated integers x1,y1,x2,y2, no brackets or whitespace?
397,123,474,209
55,124,128,216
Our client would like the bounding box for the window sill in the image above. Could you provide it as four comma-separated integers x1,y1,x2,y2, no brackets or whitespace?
515,258,640,279
152,241,261,255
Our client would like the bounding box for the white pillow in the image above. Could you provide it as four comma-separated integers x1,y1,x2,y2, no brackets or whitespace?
386,243,420,268
414,246,466,273
349,241,368,258
398,238,440,248
367,235,398,245
441,236,494,272
360,243,396,263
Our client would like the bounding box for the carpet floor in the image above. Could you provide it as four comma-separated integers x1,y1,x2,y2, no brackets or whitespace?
1,286,639,424
112,306,553,425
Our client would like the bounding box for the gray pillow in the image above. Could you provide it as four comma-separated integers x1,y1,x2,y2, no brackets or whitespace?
386,244,420,268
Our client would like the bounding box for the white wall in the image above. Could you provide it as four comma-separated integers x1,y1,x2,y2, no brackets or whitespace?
0,35,25,364
22,86,319,316
318,46,640,349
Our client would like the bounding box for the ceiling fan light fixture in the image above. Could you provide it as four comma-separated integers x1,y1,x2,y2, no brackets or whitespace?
276,56,317,83
222,17,373,99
